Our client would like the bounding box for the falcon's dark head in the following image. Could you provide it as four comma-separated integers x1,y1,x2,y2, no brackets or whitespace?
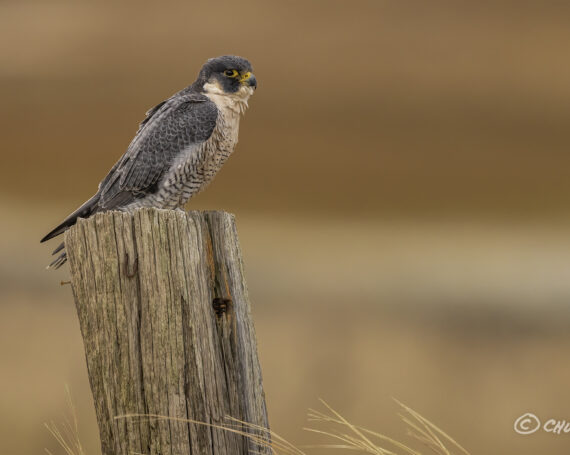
194,55,257,96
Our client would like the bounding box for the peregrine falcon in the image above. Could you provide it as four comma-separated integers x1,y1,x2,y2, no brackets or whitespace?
41,55,257,268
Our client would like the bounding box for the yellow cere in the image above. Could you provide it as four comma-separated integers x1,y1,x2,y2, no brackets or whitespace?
239,72,251,82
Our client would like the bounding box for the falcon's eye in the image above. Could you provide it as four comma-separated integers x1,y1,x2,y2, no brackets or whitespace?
224,69,239,78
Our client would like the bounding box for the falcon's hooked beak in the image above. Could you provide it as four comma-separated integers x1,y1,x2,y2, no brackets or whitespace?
239,72,257,89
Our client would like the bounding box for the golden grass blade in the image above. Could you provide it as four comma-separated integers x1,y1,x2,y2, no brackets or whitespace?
304,427,373,452
44,387,86,455
302,444,363,450
223,415,305,455
395,405,447,454
309,406,417,455
316,399,392,454
306,400,470,455
399,414,444,453
308,410,420,455
305,400,418,455
394,399,470,455
349,424,424,455
46,392,469,455
115,413,307,455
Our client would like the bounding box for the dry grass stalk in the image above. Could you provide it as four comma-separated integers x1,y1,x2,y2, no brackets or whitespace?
47,396,470,455
115,413,305,455
305,399,471,455
44,386,86,455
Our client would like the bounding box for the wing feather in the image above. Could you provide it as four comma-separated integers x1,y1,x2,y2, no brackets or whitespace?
98,93,218,209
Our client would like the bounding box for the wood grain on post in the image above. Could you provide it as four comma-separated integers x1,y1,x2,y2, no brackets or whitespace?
64,208,270,455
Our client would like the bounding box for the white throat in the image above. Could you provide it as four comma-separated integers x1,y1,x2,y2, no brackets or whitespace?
203,81,254,115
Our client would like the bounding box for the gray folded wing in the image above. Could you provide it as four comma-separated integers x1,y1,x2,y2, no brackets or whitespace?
97,93,218,209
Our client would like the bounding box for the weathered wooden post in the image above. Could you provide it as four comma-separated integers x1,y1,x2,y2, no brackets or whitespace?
64,208,270,455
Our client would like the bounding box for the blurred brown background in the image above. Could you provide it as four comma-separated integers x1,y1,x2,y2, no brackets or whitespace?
2,1,570,454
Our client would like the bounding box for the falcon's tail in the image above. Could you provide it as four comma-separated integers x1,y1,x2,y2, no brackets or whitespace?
41,194,100,269
41,194,100,243
48,243,67,269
